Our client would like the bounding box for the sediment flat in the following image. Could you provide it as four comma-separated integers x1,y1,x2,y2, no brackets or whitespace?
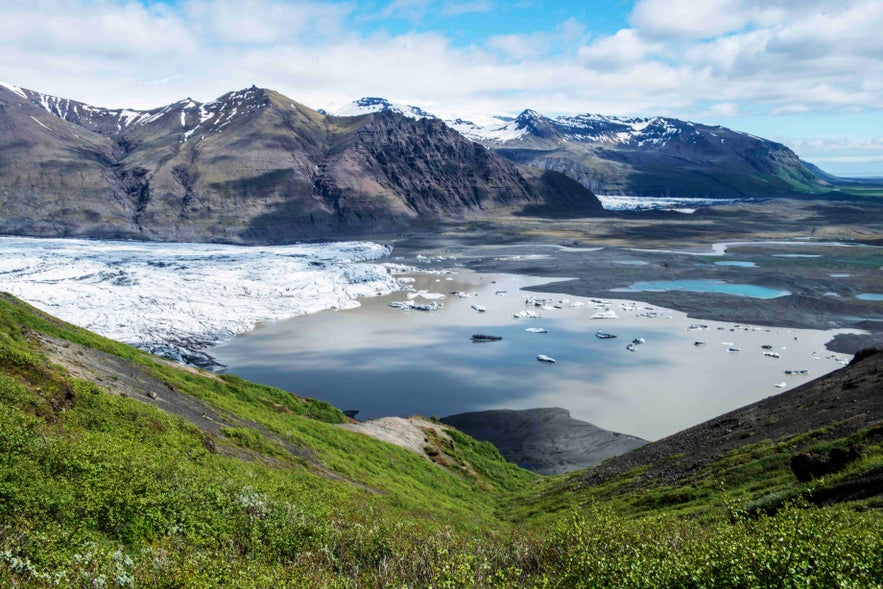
388,198,883,354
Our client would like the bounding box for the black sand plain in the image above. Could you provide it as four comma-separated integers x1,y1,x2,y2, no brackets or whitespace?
388,196,883,355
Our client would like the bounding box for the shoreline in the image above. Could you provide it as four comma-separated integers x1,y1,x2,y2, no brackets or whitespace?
212,265,856,441
388,231,883,355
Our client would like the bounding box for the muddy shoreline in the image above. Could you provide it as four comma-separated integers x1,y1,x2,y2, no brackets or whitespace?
387,199,883,354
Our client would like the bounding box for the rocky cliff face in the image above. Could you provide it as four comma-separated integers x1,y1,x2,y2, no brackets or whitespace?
0,84,602,243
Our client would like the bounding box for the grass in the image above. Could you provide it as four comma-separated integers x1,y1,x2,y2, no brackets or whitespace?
0,292,881,587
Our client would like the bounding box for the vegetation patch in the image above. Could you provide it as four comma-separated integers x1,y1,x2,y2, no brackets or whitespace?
0,292,881,586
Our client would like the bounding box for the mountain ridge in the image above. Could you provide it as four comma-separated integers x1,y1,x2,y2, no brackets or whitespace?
337,95,832,198
0,83,602,244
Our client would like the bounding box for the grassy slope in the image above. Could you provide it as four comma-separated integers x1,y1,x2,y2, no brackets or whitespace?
1,292,881,587
511,348,883,523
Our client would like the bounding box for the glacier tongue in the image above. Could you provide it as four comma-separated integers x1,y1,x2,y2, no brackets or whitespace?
0,237,401,368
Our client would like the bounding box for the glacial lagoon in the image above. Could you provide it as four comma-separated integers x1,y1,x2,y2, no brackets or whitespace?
213,270,853,440
0,235,862,441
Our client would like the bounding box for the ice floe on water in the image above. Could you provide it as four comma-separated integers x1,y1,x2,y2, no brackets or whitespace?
0,237,401,367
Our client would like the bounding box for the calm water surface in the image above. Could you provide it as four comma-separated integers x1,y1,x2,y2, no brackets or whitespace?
212,270,854,440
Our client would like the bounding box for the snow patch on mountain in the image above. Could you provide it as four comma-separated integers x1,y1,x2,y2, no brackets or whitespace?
0,81,27,99
28,115,51,131
447,115,528,143
180,88,267,142
0,237,402,367
335,97,437,120
453,109,687,148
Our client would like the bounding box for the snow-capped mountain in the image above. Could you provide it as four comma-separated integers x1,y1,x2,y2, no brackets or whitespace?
4,81,275,145
327,96,826,197
334,97,437,120
453,109,687,148
442,107,825,197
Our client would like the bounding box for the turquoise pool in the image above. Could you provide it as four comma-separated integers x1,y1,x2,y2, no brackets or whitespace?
613,279,790,299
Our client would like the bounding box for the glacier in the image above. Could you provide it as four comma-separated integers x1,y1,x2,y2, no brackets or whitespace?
0,237,402,367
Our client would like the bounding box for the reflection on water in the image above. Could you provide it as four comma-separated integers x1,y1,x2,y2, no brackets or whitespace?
212,271,854,440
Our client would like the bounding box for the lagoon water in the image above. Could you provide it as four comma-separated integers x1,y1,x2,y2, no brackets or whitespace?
213,270,854,440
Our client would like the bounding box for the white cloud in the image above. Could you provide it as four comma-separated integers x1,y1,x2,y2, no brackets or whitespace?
577,29,657,69
0,0,879,172
630,0,752,40
444,1,494,16
186,0,349,45
379,0,494,22
780,135,883,176
486,33,546,60
706,102,740,118
487,18,586,61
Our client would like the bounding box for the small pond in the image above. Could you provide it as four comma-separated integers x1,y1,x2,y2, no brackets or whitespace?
714,261,757,268
612,279,790,299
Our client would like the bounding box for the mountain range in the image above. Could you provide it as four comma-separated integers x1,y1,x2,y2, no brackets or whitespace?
339,97,830,198
0,82,599,243
1,82,836,244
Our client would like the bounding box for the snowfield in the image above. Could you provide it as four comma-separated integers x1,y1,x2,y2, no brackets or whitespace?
0,237,401,367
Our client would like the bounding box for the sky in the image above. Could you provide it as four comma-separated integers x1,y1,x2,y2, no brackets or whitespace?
1,0,881,176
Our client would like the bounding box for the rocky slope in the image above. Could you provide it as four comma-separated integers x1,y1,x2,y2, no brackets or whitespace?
457,109,828,198
578,348,883,498
441,407,646,475
0,83,601,243
339,97,830,198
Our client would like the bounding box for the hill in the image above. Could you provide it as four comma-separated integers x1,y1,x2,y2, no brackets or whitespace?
0,293,881,586
0,83,601,243
517,348,883,522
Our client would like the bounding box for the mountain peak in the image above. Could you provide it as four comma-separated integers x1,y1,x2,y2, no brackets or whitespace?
514,109,543,124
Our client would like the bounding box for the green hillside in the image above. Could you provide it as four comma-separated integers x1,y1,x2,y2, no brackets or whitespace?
1,292,881,587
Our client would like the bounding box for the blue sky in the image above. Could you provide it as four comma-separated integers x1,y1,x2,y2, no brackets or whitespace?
1,0,881,176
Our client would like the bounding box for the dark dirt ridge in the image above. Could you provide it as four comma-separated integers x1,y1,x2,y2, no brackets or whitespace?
578,348,883,492
33,330,378,491
441,408,647,475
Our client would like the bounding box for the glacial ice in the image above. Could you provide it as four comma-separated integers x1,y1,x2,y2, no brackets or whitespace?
0,237,401,367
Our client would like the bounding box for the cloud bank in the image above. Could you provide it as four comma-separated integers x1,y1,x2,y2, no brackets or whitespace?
1,0,881,174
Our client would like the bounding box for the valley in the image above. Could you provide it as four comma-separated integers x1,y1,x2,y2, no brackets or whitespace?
0,80,882,587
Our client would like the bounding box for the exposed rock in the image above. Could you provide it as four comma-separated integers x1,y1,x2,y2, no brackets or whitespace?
338,416,453,462
790,447,863,482
0,83,602,243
